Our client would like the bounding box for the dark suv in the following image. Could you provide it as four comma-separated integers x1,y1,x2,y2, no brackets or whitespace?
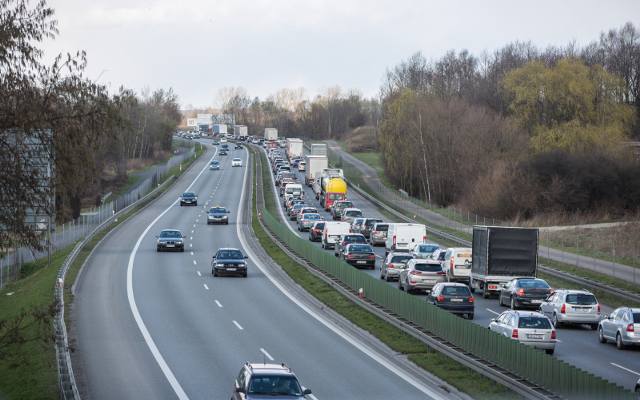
232,362,312,399
180,192,198,206
212,248,248,277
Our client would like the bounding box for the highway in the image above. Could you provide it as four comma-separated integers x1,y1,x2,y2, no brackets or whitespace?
71,141,461,400
266,146,640,391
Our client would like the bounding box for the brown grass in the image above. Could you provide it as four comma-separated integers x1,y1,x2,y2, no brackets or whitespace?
344,126,379,152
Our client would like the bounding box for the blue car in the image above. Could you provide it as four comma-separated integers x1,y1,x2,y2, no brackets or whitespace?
210,160,220,170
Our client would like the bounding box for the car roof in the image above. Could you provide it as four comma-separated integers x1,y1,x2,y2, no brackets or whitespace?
245,363,295,376
511,310,547,317
558,289,594,295
160,228,181,232
437,282,468,287
343,207,362,212
233,158,241,160
217,247,241,251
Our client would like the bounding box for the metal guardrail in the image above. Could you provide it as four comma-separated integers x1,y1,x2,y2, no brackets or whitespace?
253,146,635,400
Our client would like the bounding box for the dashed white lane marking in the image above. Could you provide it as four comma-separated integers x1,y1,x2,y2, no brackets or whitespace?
203,284,209,290
193,260,197,265
215,300,223,308
611,363,640,376
189,243,193,248
190,251,194,256
190,236,193,240
486,308,500,316
191,230,194,234
196,270,201,277
260,348,274,361
232,320,244,330
193,224,196,228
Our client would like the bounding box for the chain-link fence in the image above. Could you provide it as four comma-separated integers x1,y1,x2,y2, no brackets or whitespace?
0,144,199,288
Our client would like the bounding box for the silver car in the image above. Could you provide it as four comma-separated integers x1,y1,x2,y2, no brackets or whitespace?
380,252,414,281
342,208,363,224
489,310,557,355
539,289,601,329
598,307,640,349
370,223,389,246
398,259,446,293
411,243,440,259
350,217,366,234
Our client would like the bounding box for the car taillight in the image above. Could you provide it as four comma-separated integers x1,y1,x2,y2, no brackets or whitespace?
410,270,421,275
551,330,557,340
346,254,354,259
560,304,566,314
436,271,446,275
596,304,601,313
422,235,427,242
627,323,635,332
368,255,376,260
436,295,445,302
450,257,454,270
392,235,397,245
468,296,475,303
516,288,525,296
387,264,394,269
511,329,519,339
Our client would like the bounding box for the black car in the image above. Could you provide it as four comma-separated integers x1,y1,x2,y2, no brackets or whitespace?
156,229,185,252
207,206,230,225
212,248,248,277
180,192,198,206
334,234,367,257
342,243,376,269
220,149,228,156
499,278,552,310
361,218,383,239
427,283,475,319
234,143,242,149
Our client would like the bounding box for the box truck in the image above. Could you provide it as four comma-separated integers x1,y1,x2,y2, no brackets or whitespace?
264,128,278,141
234,125,248,138
286,138,304,159
310,143,328,156
213,124,227,135
305,155,328,186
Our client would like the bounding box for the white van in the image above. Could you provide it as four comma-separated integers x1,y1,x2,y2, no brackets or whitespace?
385,223,427,254
443,247,472,283
321,222,351,250
283,183,304,202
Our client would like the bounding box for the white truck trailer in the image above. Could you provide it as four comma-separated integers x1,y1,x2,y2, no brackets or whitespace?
304,155,329,186
264,128,278,141
286,138,304,159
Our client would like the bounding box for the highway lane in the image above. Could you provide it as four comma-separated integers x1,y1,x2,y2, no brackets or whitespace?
73,142,453,400
268,146,640,391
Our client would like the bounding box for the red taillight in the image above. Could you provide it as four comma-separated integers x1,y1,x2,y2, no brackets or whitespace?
560,304,566,314
387,264,394,269
551,330,557,340
422,235,427,242
511,329,519,339
367,255,375,260
436,271,446,275
392,235,397,245
436,295,445,302
627,323,635,332
596,304,601,313
468,296,475,303
410,270,422,275
450,257,454,270
516,288,525,296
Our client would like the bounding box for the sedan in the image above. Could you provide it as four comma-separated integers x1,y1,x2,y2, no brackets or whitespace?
398,260,446,294
428,283,475,319
499,278,553,310
297,213,323,232
207,206,230,225
489,310,557,355
334,233,367,257
179,192,198,206
308,221,325,242
219,149,228,156
234,144,242,149
211,248,248,277
231,158,242,167
342,243,376,269
598,307,640,349
297,207,319,221
156,229,185,252
209,160,220,170
380,252,414,281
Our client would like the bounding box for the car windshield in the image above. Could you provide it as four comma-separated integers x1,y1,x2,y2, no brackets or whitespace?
417,244,439,253
182,192,195,198
210,161,219,165
518,279,550,289
160,230,181,238
442,286,471,296
209,207,227,213
217,250,243,259
349,244,373,253
247,375,302,396
414,263,442,272
233,158,241,161
518,316,552,329
375,224,389,231
565,293,597,305
391,255,413,264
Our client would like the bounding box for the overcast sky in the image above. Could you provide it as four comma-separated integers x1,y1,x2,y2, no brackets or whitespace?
46,0,640,108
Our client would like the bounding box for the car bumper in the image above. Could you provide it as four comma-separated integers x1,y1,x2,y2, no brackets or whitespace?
371,237,386,245
207,217,228,224
346,259,375,268
514,297,546,309
435,303,475,315
519,340,556,351
621,332,640,345
213,266,247,276
385,269,402,277
157,243,184,251
558,313,601,324
407,280,443,291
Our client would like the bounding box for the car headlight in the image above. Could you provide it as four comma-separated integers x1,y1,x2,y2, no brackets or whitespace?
176,240,183,244
215,263,224,267
238,263,246,267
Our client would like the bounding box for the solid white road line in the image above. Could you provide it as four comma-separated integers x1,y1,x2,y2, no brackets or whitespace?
215,300,223,308
203,284,209,290
125,147,217,400
232,320,244,330
196,270,201,277
260,348,274,361
486,308,500,316
611,363,640,376
236,147,445,400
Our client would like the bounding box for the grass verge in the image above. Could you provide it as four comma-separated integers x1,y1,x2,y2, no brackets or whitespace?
0,142,205,400
250,147,519,400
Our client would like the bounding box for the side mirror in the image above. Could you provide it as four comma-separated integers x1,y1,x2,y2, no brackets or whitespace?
244,255,248,259
303,388,312,395
234,386,243,393
182,235,186,238
603,314,609,320
490,318,496,323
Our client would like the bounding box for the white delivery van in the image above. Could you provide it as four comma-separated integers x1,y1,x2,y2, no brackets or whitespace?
443,247,472,283
321,222,351,250
385,223,427,254
283,183,304,202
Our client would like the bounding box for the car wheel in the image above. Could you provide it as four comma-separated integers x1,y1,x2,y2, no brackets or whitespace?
399,281,404,291
552,314,561,328
616,333,626,350
243,272,247,278
213,270,217,277
590,323,598,331
598,327,606,343
545,349,554,355
380,271,385,280
467,313,474,320
156,247,161,252
180,248,184,252
510,296,517,310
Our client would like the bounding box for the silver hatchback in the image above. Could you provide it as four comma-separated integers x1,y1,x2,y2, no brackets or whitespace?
598,307,640,350
539,289,601,329
489,310,557,355
398,259,446,293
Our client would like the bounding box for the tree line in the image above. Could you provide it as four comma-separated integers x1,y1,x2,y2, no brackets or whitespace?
0,0,180,252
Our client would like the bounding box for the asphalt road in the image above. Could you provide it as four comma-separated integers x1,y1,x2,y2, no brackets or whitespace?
72,142,455,400
269,146,640,391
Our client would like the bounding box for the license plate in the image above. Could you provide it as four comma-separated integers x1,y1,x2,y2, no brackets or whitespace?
356,261,367,264
531,300,542,304
451,298,463,302
166,244,174,248
488,284,498,290
226,268,237,271
527,334,543,340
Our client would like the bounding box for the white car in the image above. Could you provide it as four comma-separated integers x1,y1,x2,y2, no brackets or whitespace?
231,158,242,167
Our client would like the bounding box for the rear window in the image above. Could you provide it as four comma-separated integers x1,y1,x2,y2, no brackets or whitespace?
414,263,442,272
518,317,552,329
391,255,413,264
633,313,640,323
345,210,363,217
314,222,325,230
366,219,382,227
375,224,389,232
442,286,471,296
565,293,597,305
455,251,472,259
417,244,439,253
518,279,550,289
350,244,373,253
305,214,321,220
345,235,366,243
